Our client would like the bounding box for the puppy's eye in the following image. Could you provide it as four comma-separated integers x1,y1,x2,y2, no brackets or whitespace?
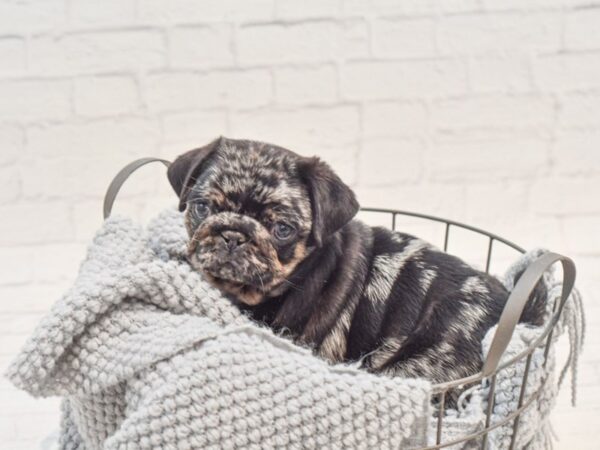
273,222,296,241
192,201,210,218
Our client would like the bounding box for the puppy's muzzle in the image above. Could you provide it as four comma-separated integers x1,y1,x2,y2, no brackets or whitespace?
220,230,247,251
187,212,283,296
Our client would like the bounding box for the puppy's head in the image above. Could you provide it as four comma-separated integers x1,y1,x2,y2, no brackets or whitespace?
168,137,359,305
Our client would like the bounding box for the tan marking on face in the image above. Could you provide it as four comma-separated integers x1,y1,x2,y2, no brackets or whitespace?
235,287,265,305
202,273,264,305
282,240,308,276
265,239,310,298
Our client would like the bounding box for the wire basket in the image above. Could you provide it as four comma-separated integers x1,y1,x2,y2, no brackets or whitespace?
105,159,577,450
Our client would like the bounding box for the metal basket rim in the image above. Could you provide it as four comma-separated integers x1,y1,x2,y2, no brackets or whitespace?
359,207,525,254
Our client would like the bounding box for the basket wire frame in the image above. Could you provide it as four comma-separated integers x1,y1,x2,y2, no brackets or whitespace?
360,208,575,450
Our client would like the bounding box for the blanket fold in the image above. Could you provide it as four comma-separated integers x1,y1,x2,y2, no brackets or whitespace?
6,209,433,450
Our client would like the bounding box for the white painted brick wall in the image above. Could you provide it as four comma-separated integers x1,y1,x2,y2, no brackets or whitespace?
1,1,599,448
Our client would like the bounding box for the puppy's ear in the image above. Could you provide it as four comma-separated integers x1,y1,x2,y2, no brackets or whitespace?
168,137,221,211
299,157,359,247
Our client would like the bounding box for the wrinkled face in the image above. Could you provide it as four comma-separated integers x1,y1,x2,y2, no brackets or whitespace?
185,141,313,305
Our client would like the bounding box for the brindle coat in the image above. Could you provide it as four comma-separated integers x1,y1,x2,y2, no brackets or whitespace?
168,137,545,386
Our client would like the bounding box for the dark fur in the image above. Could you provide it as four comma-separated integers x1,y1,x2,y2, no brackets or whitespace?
169,137,545,386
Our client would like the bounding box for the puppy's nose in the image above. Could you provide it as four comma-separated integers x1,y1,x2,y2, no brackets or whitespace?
220,230,247,249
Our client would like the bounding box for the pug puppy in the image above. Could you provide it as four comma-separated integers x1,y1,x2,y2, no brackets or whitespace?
168,137,544,385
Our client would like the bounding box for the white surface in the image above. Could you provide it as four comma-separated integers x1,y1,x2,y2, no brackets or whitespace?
0,0,599,448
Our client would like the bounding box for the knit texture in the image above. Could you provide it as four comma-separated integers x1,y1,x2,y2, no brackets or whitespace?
5,209,583,449
6,209,432,449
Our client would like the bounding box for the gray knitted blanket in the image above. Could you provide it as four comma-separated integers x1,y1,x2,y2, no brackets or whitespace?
6,209,583,450
6,209,432,449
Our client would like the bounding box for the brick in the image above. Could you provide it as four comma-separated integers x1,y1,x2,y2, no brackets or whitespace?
562,215,600,255
162,110,228,148
310,142,358,184
362,101,428,137
0,0,66,33
0,413,16,441
103,195,173,225
469,56,532,93
559,92,600,128
0,203,73,245
465,181,530,225
490,216,564,260
169,25,234,68
342,0,376,15
0,166,20,204
32,243,86,283
27,118,161,159
21,152,150,201
480,0,568,10
0,248,35,285
0,38,25,73
137,191,178,219
372,18,436,58
71,200,107,243
74,75,140,117
341,60,467,100
344,0,480,16
553,130,600,174
553,405,600,449
196,70,272,108
0,126,23,166
437,12,562,56
27,35,66,76
427,134,549,181
534,53,600,92
531,177,600,215
144,72,198,113
340,19,369,59
0,335,27,358
276,0,341,19
373,0,437,14
0,440,54,450
38,30,167,75
565,8,600,51
12,411,62,444
358,138,423,186
230,105,360,149
24,119,161,198
274,66,338,105
356,183,467,220
0,79,70,122
0,283,67,313
138,0,275,23
30,30,161,76
565,257,600,302
238,22,358,65
70,0,136,26
230,106,360,181
431,95,555,131
1,380,60,410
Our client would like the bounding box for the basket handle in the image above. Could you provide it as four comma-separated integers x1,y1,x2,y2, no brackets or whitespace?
103,157,171,219
482,252,576,376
